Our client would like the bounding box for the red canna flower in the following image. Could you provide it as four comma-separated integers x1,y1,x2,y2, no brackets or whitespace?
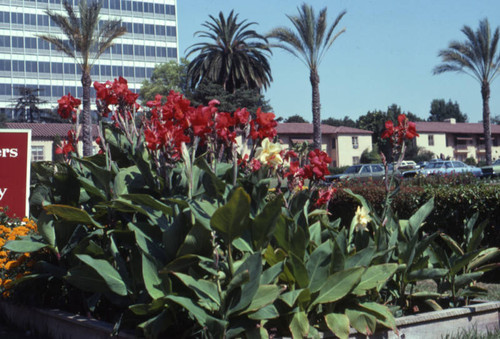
57,93,81,120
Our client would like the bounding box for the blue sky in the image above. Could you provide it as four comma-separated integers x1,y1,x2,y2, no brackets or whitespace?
177,0,500,123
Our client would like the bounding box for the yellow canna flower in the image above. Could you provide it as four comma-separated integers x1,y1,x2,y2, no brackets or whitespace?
354,206,372,232
254,138,283,168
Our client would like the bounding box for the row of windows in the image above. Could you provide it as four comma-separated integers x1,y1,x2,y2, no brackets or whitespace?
0,83,140,98
0,60,154,79
1,12,177,38
19,0,175,15
102,1,176,15
0,36,177,58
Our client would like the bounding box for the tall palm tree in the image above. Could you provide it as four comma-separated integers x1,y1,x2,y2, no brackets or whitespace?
186,11,272,94
434,18,500,165
268,4,346,150
39,0,126,156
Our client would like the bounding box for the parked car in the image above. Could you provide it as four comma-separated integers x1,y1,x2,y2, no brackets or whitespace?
397,160,417,170
402,160,482,178
325,164,385,182
481,159,500,177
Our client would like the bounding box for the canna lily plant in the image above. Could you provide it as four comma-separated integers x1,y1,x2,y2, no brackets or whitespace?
3,78,498,339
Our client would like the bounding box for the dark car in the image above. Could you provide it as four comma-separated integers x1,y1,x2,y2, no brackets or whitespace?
325,164,385,182
481,159,500,177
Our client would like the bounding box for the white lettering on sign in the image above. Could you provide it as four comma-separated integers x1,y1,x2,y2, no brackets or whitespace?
0,148,18,158
0,188,6,201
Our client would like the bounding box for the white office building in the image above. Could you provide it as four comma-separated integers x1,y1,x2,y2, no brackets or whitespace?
0,0,178,118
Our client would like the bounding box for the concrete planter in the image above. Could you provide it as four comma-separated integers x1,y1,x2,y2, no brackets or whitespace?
350,301,500,339
1,300,499,338
0,301,135,339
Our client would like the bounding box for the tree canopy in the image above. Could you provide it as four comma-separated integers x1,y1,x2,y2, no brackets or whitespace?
284,115,308,123
186,11,272,93
428,99,468,122
322,116,356,127
267,4,346,150
140,59,190,103
434,18,500,165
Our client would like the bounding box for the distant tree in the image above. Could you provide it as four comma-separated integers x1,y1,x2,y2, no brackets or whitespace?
356,104,422,161
491,114,500,124
11,87,46,122
39,0,127,155
428,99,468,122
186,11,272,93
322,116,356,127
189,80,272,113
434,18,500,165
413,149,435,163
284,115,308,123
360,145,381,164
268,4,346,150
140,58,190,103
0,113,7,128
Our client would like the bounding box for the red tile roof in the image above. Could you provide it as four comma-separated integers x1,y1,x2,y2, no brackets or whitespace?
415,121,500,134
4,123,99,139
276,123,372,135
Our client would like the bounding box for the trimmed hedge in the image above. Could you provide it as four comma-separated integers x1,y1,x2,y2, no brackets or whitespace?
329,177,500,249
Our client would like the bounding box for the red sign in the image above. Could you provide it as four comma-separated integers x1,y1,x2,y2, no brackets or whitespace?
0,130,31,218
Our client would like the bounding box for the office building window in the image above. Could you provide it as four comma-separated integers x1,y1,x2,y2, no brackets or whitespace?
133,23,143,34
134,45,144,56
12,60,24,72
12,37,23,48
112,44,122,54
145,24,155,35
11,13,23,25
52,62,63,74
38,38,50,50
146,67,153,78
26,61,37,72
25,37,37,49
112,65,123,77
38,14,49,26
0,84,12,95
135,67,145,78
0,36,10,47
123,44,133,55
0,12,10,24
101,65,111,76
166,5,175,15
32,146,45,161
109,0,120,10
352,136,359,149
144,3,154,13
24,13,37,26
91,66,99,76
39,61,51,73
155,4,165,14
64,63,75,74
157,47,166,57
167,26,176,37
156,25,165,36
145,46,155,57
122,22,132,33
52,85,63,97
121,0,131,11
124,66,134,77
0,60,11,71
39,85,51,96
167,48,177,58
428,134,434,146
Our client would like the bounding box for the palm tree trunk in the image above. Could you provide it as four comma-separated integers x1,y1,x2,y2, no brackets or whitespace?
81,71,93,157
310,69,321,150
481,81,492,165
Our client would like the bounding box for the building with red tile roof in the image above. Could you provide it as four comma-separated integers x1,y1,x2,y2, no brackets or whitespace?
414,119,500,162
276,123,373,167
3,122,99,161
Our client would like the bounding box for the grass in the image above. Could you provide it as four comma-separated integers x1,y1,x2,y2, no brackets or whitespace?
442,326,500,339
